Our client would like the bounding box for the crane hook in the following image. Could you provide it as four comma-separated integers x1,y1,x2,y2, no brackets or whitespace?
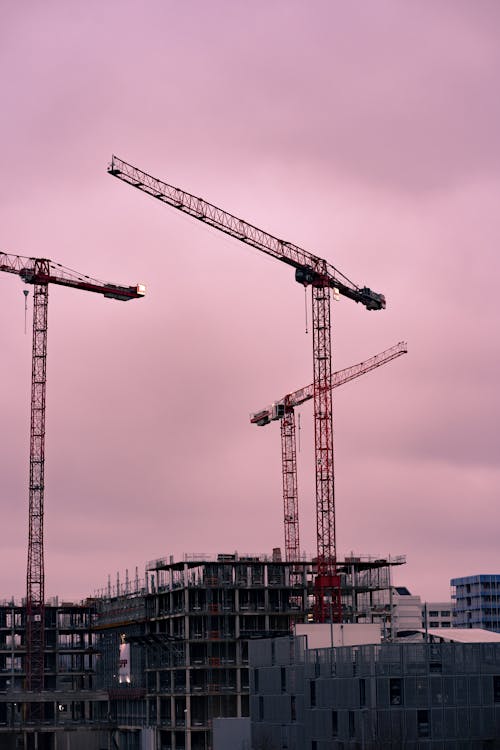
23,289,29,335
304,286,308,335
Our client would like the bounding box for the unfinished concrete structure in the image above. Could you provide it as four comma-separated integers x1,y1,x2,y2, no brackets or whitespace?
0,551,402,749
0,599,110,750
92,551,402,750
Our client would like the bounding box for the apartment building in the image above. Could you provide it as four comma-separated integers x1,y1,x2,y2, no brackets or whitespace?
452,575,500,632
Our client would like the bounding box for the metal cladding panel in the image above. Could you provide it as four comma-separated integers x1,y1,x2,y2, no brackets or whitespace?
481,675,493,703
379,643,403,676
334,679,353,709
307,707,331,740
377,709,392,742
389,710,403,743
442,643,456,674
317,676,339,708
274,635,295,665
495,705,500,737
376,677,389,707
249,694,259,720
416,676,430,706
465,644,481,673
480,642,500,671
468,675,481,704
443,707,457,739
429,675,442,704
442,676,455,705
248,638,273,668
305,660,317,680
403,676,417,707
252,724,281,750
456,706,471,737
334,651,354,679
431,707,445,739
402,644,427,675
212,718,251,750
481,706,495,737
470,705,481,736
294,664,306,689
260,666,280,695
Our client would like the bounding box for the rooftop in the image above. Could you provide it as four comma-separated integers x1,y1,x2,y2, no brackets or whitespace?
424,628,500,643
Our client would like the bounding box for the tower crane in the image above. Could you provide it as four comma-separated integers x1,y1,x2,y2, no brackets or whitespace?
0,253,145,697
108,155,385,623
250,342,407,566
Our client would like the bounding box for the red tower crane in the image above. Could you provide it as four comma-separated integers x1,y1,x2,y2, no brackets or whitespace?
250,342,407,565
0,253,145,696
107,155,386,623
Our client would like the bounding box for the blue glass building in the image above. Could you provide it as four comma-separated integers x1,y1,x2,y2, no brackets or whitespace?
451,574,500,631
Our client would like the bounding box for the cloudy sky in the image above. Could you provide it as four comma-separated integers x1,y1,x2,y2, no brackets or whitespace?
1,1,499,603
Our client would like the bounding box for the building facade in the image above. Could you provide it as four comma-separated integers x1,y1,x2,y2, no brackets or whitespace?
249,632,500,749
390,587,422,635
452,575,500,632
421,602,453,631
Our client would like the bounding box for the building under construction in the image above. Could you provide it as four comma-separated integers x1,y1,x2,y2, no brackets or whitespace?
0,550,403,749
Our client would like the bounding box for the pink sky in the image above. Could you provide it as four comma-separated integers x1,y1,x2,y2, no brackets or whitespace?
1,1,500,603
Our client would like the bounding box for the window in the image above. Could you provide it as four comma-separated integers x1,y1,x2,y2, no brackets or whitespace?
310,680,316,707
430,622,440,627
390,678,403,705
291,695,296,722
281,667,286,694
429,610,439,617
258,696,264,721
359,678,366,707
441,622,451,628
417,709,430,737
348,710,355,737
440,610,451,617
332,710,338,737
493,676,500,703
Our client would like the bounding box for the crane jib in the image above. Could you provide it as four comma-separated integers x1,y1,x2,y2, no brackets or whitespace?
108,155,385,311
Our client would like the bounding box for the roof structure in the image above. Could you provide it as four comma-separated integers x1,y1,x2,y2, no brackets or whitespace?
424,628,500,643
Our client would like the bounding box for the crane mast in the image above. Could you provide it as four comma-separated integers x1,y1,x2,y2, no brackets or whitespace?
108,156,385,623
26,263,49,695
0,253,144,698
281,410,300,564
251,342,407,581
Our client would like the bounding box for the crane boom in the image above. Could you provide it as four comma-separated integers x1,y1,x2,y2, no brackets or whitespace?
108,156,385,310
251,342,407,425
1,253,144,701
0,252,146,300
108,155,385,623
251,343,407,566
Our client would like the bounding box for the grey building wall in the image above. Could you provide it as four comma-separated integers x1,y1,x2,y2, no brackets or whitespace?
212,717,251,750
249,636,500,749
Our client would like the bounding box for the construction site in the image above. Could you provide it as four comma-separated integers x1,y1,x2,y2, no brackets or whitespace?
1,156,408,750
0,551,405,749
